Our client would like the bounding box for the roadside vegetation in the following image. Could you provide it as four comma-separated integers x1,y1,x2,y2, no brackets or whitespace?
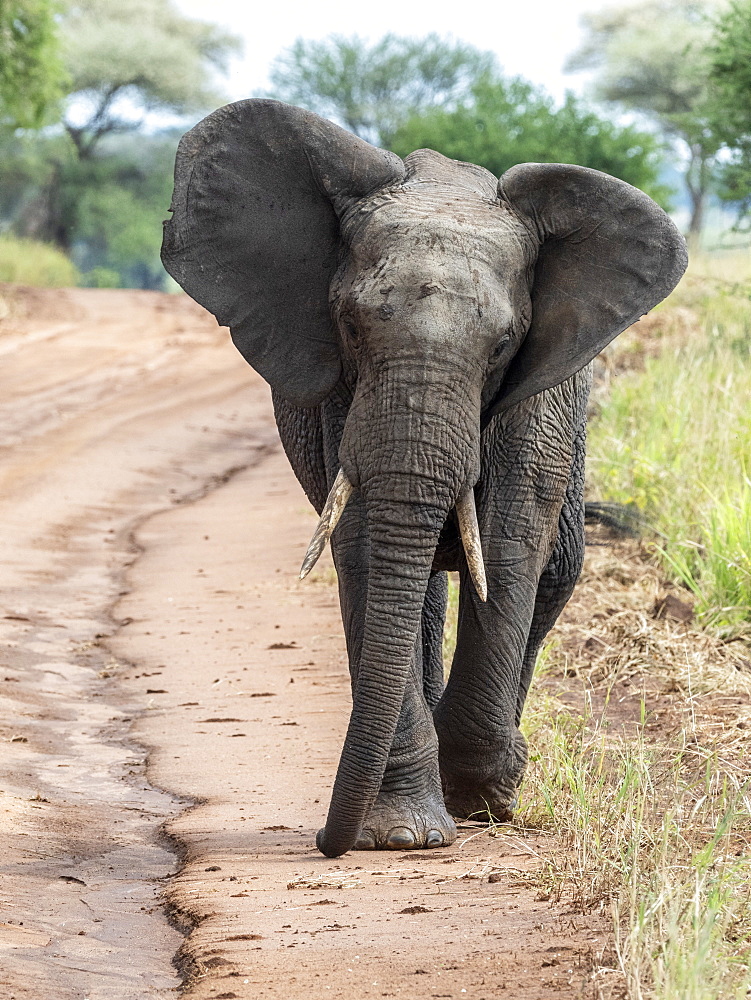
515,524,751,998
569,255,751,992
0,233,79,286
520,679,751,999
588,252,751,637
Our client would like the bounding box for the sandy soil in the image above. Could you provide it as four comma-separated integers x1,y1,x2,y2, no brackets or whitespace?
0,286,609,999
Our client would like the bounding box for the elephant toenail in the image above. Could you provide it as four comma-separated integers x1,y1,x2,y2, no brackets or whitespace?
354,829,376,850
386,827,416,849
425,829,443,847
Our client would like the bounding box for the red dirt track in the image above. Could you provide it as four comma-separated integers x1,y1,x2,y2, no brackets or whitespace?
0,287,604,999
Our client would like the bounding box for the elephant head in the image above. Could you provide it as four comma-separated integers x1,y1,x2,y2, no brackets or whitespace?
162,99,687,857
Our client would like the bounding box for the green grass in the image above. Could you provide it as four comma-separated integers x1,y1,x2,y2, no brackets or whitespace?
0,235,80,287
518,688,751,999
442,572,460,675
588,252,751,635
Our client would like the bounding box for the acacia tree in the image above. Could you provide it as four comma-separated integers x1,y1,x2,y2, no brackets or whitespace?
264,34,496,145
708,0,751,224
60,0,241,160
11,0,241,262
566,0,721,243
0,0,66,129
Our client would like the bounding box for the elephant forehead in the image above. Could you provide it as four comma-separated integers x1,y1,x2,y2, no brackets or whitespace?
345,192,533,274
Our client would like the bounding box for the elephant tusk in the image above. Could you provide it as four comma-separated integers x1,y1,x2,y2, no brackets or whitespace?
456,488,487,602
299,468,354,580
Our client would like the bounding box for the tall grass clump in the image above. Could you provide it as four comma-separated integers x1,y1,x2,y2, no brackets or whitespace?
588,251,751,635
519,688,751,999
0,235,80,287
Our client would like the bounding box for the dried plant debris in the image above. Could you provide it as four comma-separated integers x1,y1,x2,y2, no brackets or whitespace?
546,535,751,704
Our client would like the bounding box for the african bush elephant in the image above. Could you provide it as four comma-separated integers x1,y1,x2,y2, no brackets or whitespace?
162,99,687,858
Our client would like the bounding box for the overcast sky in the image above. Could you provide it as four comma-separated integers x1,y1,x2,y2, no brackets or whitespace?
175,0,600,104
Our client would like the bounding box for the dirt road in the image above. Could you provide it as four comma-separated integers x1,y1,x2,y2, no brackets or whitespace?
0,287,604,999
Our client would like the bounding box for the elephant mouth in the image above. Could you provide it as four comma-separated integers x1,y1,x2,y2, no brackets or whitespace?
299,467,487,601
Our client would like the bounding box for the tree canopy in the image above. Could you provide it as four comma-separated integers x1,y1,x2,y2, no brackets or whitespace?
264,34,496,145
390,75,670,204
707,0,751,223
0,0,242,287
60,0,241,157
566,0,720,240
0,0,66,129
265,33,669,203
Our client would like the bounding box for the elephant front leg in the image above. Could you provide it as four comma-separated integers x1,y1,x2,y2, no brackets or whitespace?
434,552,541,823
355,632,457,850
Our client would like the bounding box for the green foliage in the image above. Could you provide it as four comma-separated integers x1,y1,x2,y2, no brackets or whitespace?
0,233,79,285
0,0,66,128
708,0,751,225
588,254,751,635
69,133,178,288
265,34,496,144
267,33,669,200
0,127,180,288
82,266,119,288
567,1,716,123
0,0,241,289
567,1,721,239
390,76,671,204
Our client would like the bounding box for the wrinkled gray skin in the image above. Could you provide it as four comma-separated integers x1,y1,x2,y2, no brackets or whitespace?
162,100,687,858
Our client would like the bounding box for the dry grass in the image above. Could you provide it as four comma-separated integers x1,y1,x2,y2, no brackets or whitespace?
546,534,751,703
588,251,751,636
513,533,751,999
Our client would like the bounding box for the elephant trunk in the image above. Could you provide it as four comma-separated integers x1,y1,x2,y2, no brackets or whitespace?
316,506,443,857
316,361,480,858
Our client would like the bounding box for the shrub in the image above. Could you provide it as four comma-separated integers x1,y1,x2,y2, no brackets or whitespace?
0,235,79,287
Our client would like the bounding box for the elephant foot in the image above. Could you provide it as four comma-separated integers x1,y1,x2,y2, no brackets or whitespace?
439,729,528,823
354,787,457,850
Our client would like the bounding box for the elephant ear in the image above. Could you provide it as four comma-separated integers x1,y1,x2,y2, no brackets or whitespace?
491,163,688,413
161,99,405,407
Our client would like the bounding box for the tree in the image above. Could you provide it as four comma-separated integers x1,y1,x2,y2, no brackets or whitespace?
71,132,180,288
566,0,721,243
60,0,241,159
707,0,751,224
264,34,496,145
389,76,671,206
0,0,242,286
0,0,66,129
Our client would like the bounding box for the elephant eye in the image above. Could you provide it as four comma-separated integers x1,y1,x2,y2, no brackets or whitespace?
342,319,360,344
489,333,511,364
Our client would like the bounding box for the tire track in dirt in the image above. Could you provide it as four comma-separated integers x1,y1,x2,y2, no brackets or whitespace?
0,287,278,998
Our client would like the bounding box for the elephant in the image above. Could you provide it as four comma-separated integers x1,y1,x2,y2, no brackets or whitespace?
161,99,687,859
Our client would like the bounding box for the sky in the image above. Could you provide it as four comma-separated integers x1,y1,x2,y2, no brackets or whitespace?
174,0,600,104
